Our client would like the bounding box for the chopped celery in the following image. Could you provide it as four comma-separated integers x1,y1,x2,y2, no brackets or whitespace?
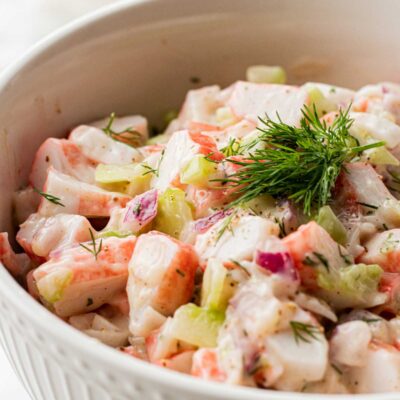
317,263,384,309
216,107,237,127
97,231,131,239
364,146,400,166
125,176,152,196
243,194,275,215
180,155,217,187
246,65,286,84
36,268,73,304
350,125,400,166
154,188,193,239
337,263,383,294
378,199,400,227
305,85,336,116
95,164,137,183
147,133,170,145
98,182,130,194
201,259,237,312
316,206,347,245
171,303,225,347
350,126,399,166
125,164,153,196
95,163,152,196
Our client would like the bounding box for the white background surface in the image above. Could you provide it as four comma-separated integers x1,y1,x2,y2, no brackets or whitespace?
0,2,119,398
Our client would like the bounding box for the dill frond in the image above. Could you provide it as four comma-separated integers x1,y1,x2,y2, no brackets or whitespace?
219,105,384,214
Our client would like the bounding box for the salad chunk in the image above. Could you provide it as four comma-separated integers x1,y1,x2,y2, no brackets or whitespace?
4,66,400,394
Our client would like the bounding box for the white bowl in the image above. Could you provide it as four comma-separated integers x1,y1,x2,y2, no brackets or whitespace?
1,1,400,399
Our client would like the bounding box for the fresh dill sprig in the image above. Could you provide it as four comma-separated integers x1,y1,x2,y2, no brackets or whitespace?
103,112,142,147
216,210,235,242
230,259,251,276
388,169,400,184
275,217,287,238
220,138,243,157
303,251,330,271
218,105,385,215
331,363,343,375
204,152,219,164
79,229,103,260
362,317,382,324
290,321,322,344
313,252,330,272
141,149,165,177
356,201,379,210
303,255,318,267
141,164,158,176
34,187,65,207
338,244,352,265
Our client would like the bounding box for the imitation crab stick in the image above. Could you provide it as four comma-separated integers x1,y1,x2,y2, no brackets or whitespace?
38,167,131,217
33,236,136,317
17,213,93,262
127,231,198,336
29,138,97,189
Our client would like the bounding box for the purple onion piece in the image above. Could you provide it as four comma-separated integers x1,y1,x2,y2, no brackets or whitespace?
123,189,158,231
194,209,233,234
255,250,299,281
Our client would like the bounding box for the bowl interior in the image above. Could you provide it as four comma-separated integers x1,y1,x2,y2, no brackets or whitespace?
2,0,400,234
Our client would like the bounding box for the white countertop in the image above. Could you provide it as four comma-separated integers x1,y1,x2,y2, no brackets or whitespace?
0,1,119,398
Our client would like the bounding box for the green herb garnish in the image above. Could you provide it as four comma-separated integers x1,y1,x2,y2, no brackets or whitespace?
34,187,65,207
275,217,287,238
216,211,236,242
141,164,158,176
313,252,330,272
218,105,384,214
303,255,318,267
338,244,352,265
230,259,251,276
141,149,165,177
290,321,322,344
204,152,219,164
362,317,381,324
388,169,400,184
356,201,379,210
331,363,343,375
79,229,103,260
220,138,243,157
103,112,142,147
132,202,142,216
303,252,330,271
176,268,186,277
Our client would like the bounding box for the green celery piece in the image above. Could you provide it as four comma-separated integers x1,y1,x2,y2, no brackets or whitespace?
171,303,225,347
154,188,193,239
316,205,347,245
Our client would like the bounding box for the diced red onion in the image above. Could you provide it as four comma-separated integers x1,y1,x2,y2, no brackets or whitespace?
123,189,158,230
255,250,298,281
194,209,233,234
